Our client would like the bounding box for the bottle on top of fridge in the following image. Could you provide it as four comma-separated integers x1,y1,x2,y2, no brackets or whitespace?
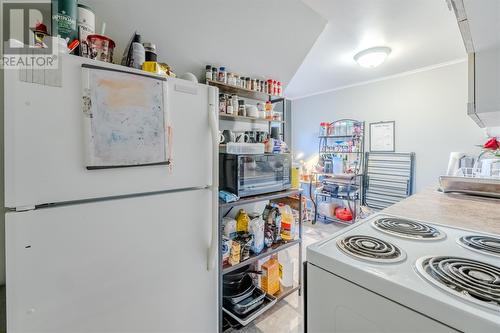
129,34,145,69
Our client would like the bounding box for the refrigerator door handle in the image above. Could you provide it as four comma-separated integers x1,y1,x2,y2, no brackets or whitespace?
207,87,219,271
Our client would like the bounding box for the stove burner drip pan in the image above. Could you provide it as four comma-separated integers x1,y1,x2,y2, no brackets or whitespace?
459,235,500,257
373,217,445,240
337,235,406,263
416,256,500,311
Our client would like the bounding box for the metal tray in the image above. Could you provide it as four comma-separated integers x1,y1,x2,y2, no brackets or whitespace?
439,176,500,198
223,292,277,326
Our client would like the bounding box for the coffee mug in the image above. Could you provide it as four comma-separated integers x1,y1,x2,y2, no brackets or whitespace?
222,130,235,143
235,133,249,143
256,131,269,143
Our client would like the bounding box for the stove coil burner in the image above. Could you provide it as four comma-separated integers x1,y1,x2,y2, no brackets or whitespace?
459,235,500,257
337,235,406,263
416,256,500,311
373,217,445,240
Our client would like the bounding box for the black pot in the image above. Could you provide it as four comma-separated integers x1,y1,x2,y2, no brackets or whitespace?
224,265,262,283
223,274,256,305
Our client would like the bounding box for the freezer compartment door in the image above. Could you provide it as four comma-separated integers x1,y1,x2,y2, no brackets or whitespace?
6,189,217,333
4,55,216,208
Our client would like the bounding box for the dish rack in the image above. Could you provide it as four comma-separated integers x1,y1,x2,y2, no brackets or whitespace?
454,165,500,179
440,155,500,198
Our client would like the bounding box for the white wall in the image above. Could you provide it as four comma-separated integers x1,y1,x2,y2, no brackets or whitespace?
291,61,486,192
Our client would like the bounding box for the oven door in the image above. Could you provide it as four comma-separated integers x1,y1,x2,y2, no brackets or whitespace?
237,154,290,197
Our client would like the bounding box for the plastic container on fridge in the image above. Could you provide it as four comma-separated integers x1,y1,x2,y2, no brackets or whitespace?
226,143,265,155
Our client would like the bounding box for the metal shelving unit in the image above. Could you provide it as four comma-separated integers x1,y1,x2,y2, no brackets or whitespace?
219,113,285,124
207,79,288,143
313,119,365,225
207,79,280,101
218,189,303,332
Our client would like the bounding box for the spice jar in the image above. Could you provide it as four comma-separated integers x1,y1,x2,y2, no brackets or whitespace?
251,78,257,91
231,94,239,113
277,81,282,96
238,100,246,116
219,94,226,113
205,65,212,81
212,67,218,81
245,77,251,90
218,66,227,83
240,76,245,88
226,96,234,115
228,73,236,86
273,80,277,95
267,79,273,95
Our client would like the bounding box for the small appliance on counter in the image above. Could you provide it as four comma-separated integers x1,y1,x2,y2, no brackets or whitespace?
219,153,291,197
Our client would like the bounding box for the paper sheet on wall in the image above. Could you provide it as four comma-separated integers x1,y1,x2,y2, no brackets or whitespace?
370,122,395,152
82,66,169,169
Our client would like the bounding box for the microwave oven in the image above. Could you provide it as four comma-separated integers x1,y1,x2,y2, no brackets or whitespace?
219,153,291,197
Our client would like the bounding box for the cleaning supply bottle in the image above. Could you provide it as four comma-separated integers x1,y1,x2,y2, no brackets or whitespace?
128,34,145,69
235,209,250,233
278,250,294,288
278,204,294,241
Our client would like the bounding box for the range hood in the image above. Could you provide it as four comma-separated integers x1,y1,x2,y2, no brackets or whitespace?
449,0,500,128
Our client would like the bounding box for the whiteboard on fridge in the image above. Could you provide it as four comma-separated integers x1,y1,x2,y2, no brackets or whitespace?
82,65,169,169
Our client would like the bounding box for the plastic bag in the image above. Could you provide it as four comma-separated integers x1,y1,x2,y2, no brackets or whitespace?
249,216,265,254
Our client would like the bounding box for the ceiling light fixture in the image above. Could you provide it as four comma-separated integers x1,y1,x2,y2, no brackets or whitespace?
354,46,392,68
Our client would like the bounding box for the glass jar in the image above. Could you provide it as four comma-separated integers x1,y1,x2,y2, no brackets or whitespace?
238,100,246,116
231,94,239,113
267,79,273,95
251,79,257,91
218,66,227,83
212,67,218,81
205,65,212,81
226,96,234,115
219,94,226,113
227,73,236,86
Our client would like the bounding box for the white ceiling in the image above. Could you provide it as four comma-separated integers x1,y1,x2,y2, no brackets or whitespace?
286,0,466,99
85,0,326,85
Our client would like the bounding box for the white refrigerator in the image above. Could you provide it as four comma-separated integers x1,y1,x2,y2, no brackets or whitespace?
4,55,219,332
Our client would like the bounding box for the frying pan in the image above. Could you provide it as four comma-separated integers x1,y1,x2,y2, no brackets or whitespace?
223,274,256,305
